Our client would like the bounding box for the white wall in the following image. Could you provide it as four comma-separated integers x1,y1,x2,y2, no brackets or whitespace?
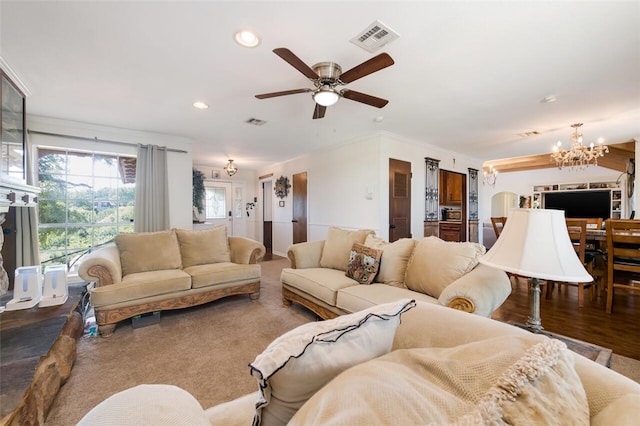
29,116,193,229
256,132,485,256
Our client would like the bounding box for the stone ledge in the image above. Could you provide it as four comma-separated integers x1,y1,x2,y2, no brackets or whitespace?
1,309,83,425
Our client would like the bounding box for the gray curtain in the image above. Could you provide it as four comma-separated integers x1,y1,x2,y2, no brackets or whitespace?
16,132,41,267
134,144,170,232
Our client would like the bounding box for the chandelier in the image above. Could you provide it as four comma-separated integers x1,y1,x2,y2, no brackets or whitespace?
551,123,608,169
224,159,238,176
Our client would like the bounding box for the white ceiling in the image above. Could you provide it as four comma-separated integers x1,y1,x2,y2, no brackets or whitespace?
1,1,639,170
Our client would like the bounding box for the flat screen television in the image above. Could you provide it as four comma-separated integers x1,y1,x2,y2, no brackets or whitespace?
543,190,610,220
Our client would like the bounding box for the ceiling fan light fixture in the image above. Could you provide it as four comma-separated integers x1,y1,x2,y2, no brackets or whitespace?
234,30,261,48
313,87,339,107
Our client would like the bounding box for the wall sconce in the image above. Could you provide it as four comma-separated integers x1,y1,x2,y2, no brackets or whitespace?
224,159,238,176
483,166,498,187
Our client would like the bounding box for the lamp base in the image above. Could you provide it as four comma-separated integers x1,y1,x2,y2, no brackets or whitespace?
525,277,544,333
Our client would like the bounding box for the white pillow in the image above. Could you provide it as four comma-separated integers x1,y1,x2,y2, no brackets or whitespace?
405,236,485,297
249,299,416,426
364,235,416,288
289,336,589,426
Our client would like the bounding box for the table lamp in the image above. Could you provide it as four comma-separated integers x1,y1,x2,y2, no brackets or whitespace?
479,208,593,332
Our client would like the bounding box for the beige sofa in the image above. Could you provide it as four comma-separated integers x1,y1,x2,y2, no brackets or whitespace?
78,227,265,337
281,227,512,319
77,300,640,425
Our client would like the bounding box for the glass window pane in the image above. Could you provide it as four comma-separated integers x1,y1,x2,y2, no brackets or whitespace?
38,150,66,175
234,187,243,218
94,155,118,178
205,187,226,219
68,200,93,224
39,200,67,224
93,225,118,246
66,175,93,199
93,177,118,200
39,227,66,251
66,152,93,175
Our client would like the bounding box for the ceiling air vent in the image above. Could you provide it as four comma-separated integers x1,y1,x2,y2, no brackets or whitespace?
517,130,540,138
246,118,267,126
350,20,400,53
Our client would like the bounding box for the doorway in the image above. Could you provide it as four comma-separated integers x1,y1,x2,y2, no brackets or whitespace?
389,159,412,241
292,172,308,244
203,181,234,235
262,181,273,250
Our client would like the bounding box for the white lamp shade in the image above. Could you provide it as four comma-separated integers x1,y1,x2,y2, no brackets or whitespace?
479,209,593,283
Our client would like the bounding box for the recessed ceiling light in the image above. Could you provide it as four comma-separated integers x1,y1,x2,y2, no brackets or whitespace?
234,30,261,48
193,101,209,109
373,115,384,123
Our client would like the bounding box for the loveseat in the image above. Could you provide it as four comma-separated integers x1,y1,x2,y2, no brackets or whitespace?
281,227,511,319
77,300,640,425
78,227,265,337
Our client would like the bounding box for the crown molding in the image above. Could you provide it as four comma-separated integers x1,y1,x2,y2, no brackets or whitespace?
0,56,31,97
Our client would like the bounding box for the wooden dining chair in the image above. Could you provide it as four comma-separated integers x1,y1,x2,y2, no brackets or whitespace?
605,219,640,314
546,218,595,307
583,217,606,296
490,217,507,239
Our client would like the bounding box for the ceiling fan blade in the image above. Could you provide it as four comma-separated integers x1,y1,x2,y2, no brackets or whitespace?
341,89,389,108
313,103,326,119
273,48,319,80
255,88,311,99
339,53,394,84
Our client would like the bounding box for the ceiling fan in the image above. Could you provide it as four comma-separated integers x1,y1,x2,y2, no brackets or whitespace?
255,48,394,119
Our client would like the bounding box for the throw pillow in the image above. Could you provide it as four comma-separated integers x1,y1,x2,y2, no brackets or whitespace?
175,226,231,268
115,230,182,277
404,236,485,298
289,336,588,426
364,234,416,288
345,243,383,284
249,299,416,426
319,227,374,271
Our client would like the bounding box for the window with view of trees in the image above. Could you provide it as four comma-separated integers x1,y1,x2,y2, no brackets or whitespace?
38,148,136,273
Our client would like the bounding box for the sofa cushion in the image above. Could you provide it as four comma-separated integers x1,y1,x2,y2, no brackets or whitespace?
345,243,382,284
115,230,183,276
405,236,485,298
90,269,191,307
364,235,416,288
336,283,438,313
319,227,373,271
77,384,211,426
289,336,588,425
184,262,261,289
175,226,231,268
281,268,359,306
249,299,416,426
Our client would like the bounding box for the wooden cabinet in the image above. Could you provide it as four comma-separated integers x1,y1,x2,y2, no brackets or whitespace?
439,170,463,205
439,222,462,242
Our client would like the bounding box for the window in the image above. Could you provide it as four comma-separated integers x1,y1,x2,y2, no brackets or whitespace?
38,148,135,273
205,187,226,219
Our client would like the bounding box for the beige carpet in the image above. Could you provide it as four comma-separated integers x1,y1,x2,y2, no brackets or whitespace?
45,258,640,424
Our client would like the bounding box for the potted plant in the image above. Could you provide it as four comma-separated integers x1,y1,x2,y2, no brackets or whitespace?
192,168,206,223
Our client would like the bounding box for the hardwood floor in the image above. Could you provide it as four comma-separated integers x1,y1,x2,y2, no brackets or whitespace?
492,277,640,360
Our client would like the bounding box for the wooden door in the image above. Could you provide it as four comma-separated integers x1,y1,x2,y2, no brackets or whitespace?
292,172,307,244
389,159,412,242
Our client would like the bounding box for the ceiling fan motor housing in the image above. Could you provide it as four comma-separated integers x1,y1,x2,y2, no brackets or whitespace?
312,62,342,86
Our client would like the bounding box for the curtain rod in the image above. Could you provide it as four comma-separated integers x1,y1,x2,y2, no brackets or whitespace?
27,129,189,154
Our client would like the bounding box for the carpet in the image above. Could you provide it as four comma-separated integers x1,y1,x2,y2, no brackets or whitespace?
44,258,640,425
